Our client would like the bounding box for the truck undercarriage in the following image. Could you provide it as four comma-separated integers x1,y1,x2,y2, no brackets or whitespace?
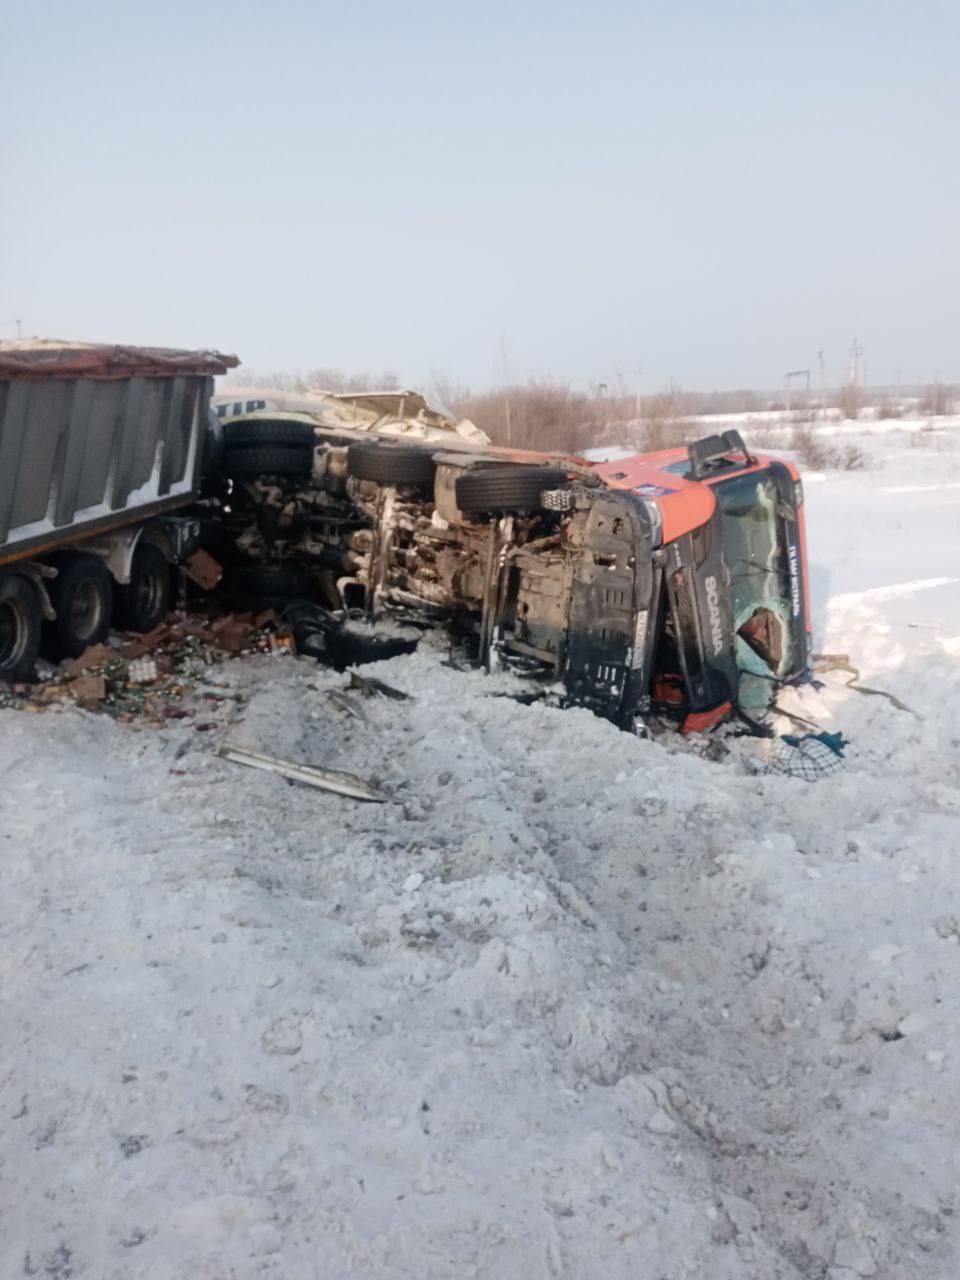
206,463,654,723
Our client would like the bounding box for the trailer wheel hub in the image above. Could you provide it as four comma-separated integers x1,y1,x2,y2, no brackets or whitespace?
70,580,105,644
0,598,31,666
136,564,166,618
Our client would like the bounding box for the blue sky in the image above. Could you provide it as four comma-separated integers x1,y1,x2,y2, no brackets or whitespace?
2,1,957,391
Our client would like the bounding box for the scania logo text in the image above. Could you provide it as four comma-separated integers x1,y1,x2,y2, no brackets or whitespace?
704,574,724,656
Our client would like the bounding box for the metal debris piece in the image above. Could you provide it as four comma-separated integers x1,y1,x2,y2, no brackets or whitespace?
813,652,919,717
486,689,547,705
219,743,387,802
348,673,410,700
327,690,370,722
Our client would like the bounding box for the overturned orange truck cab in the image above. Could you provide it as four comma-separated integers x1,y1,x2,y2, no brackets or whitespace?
589,431,812,729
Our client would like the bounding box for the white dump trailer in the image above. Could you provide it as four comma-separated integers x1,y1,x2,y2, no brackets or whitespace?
0,340,237,680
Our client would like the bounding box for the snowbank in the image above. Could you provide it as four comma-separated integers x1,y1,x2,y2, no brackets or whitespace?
2,421,959,1278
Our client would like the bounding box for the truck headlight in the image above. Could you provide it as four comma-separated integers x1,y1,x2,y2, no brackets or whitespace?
639,497,663,548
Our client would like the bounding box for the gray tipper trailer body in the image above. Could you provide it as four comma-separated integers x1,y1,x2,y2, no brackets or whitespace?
0,341,238,681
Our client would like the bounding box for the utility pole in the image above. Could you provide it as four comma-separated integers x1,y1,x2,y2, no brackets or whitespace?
631,364,643,420
498,331,512,448
784,369,810,415
612,362,643,420
818,350,827,419
849,339,863,387
847,339,864,421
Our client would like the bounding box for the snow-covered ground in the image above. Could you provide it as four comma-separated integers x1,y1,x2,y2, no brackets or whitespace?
2,418,959,1279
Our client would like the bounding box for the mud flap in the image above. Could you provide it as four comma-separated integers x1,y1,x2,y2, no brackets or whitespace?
681,702,733,735
562,493,654,721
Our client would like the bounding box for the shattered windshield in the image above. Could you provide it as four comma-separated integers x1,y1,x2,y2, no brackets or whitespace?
713,470,797,704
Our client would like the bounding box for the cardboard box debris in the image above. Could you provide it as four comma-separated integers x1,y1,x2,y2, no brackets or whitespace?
182,548,223,591
64,644,114,677
0,607,293,723
71,675,107,704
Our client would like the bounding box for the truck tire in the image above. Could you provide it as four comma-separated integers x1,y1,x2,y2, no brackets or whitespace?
455,466,570,515
224,418,317,448
346,441,437,487
0,573,42,683
222,445,314,479
227,562,313,601
115,543,172,633
44,553,113,659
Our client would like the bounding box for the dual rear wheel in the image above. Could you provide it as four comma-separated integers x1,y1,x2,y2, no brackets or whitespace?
0,542,173,683
42,554,114,659
0,574,41,683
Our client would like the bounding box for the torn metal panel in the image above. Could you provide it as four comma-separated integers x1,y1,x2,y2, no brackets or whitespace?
212,386,488,445
348,673,410,700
